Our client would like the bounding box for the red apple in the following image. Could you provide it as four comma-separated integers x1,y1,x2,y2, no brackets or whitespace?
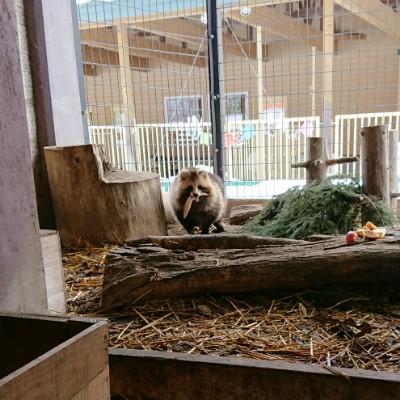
345,231,358,243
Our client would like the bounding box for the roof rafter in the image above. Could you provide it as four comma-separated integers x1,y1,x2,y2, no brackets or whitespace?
133,17,259,59
226,6,323,51
334,0,400,39
80,26,206,68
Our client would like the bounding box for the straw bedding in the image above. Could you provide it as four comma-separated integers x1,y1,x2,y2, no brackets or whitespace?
63,241,400,373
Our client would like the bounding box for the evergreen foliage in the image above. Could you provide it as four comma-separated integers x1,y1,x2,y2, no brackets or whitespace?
241,176,397,240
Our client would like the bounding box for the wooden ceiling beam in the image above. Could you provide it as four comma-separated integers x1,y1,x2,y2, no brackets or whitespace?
227,6,323,51
79,1,296,29
135,17,258,59
80,26,206,68
334,0,400,39
134,18,207,45
129,35,207,67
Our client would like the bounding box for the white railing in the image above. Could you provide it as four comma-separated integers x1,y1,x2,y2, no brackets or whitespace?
224,117,320,180
332,111,400,175
89,117,320,180
88,112,399,181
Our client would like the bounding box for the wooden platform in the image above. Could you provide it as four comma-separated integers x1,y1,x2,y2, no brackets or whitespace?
109,349,400,400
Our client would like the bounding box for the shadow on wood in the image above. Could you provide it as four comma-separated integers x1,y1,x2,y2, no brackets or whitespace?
44,144,167,246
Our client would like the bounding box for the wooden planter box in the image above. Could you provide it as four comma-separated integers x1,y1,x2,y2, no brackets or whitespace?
109,349,400,400
0,314,109,399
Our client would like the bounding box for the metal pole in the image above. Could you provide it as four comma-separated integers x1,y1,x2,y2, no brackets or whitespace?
207,0,224,180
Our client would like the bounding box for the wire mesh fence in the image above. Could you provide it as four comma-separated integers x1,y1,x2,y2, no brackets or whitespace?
76,0,400,199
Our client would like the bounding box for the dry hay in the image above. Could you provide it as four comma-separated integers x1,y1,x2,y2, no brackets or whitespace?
63,245,400,373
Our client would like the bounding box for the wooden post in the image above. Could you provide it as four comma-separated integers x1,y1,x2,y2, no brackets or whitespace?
361,125,390,206
256,25,265,181
389,130,399,211
322,0,334,158
116,26,138,170
45,145,167,246
291,137,358,184
0,0,49,314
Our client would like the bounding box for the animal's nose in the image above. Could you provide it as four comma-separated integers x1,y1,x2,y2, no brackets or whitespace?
192,192,198,198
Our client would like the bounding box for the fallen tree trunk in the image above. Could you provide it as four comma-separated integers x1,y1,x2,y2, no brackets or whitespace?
102,235,400,311
125,234,308,250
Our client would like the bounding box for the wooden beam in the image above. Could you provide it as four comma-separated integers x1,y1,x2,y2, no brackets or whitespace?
134,18,207,45
116,26,137,127
227,7,323,51
129,35,207,67
79,0,294,29
334,0,400,39
81,44,149,70
82,44,118,65
0,0,48,314
322,0,334,157
109,348,400,400
81,26,206,67
135,18,258,59
23,0,56,228
83,64,98,77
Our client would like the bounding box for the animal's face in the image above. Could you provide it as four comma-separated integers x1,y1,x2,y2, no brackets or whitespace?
179,169,211,202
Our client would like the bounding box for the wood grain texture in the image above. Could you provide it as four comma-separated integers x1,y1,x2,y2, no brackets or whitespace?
45,144,167,245
109,348,400,400
40,230,66,314
361,125,390,205
0,318,109,400
102,235,400,309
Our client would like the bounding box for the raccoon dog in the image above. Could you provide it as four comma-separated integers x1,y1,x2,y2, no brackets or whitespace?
169,167,226,234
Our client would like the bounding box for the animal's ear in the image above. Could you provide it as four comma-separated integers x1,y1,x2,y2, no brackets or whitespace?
198,170,208,178
180,169,191,180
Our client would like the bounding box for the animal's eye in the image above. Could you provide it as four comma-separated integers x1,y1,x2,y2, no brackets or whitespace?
198,186,204,191
187,185,193,191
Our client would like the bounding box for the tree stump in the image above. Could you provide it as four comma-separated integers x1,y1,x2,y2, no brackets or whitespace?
44,144,167,246
361,125,390,206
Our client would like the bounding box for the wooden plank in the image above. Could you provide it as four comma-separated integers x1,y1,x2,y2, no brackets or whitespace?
109,348,400,400
0,320,109,400
0,0,48,314
40,230,66,314
102,235,400,309
70,369,110,400
23,0,56,228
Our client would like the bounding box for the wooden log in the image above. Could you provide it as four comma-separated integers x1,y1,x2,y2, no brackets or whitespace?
361,125,390,205
102,235,400,310
291,137,358,183
228,204,263,225
125,234,307,251
389,130,399,210
44,144,167,246
307,137,326,183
